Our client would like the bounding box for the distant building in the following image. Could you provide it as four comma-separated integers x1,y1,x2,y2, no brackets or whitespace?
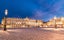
1,16,64,28
47,17,64,28
1,17,43,28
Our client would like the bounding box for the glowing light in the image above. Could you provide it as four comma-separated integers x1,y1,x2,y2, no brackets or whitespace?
56,22,62,24
54,16,57,19
61,17,64,20
5,9,8,15
46,25,48,27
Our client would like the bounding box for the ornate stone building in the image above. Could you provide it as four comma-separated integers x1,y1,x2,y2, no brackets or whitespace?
1,16,64,28
47,17,64,28
1,17,43,28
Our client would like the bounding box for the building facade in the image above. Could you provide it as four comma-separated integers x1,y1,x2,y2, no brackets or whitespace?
1,17,43,28
47,17,64,28
1,16,64,28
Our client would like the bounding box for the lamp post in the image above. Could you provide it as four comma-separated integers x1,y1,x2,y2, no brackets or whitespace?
4,9,8,31
54,16,57,28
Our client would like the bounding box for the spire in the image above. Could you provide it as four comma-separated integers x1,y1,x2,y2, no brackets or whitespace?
54,16,57,19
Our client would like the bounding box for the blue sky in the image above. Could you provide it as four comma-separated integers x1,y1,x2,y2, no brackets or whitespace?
0,0,64,22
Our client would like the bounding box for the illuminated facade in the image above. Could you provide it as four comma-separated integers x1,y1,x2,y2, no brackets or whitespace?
1,17,43,28
47,17,64,28
1,16,64,28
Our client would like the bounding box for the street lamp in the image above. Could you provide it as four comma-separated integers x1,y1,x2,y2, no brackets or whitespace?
54,16,57,28
4,9,8,31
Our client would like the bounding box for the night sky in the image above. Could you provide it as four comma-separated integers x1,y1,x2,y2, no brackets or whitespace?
0,0,64,22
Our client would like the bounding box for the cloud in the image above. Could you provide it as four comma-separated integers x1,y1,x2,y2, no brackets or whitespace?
31,9,54,21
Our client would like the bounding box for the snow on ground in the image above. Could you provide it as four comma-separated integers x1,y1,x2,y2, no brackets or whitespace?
0,28,64,40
